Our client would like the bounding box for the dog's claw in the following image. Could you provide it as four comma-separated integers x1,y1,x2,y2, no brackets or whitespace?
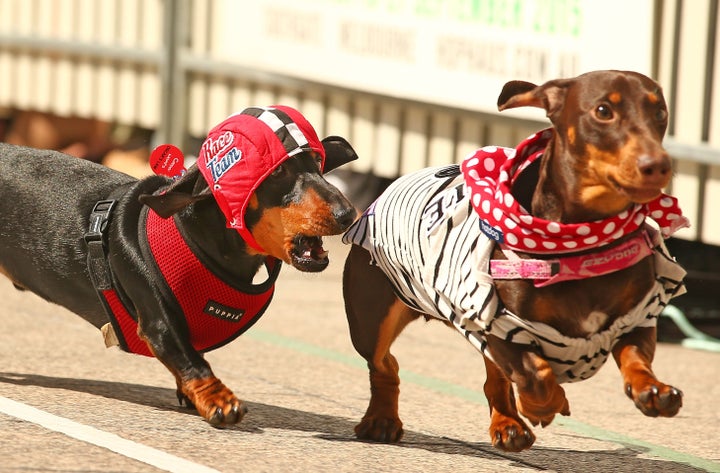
205,401,248,427
490,421,535,452
208,407,224,426
176,390,196,409
180,377,248,426
657,387,683,414
224,404,247,425
489,409,535,452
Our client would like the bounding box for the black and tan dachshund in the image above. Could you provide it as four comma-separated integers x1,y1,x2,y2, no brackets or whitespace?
0,105,357,426
342,70,688,451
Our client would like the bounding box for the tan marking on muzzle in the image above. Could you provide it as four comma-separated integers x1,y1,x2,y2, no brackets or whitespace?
249,188,346,261
579,143,634,215
282,188,341,235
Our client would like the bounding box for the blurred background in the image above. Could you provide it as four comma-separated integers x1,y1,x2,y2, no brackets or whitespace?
0,0,718,341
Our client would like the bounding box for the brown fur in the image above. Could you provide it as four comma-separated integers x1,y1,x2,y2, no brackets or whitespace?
251,188,341,259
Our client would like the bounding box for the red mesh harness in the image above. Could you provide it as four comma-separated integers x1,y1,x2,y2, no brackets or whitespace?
88,106,326,356
94,205,280,357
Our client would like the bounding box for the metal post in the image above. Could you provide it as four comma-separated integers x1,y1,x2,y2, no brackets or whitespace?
159,0,188,148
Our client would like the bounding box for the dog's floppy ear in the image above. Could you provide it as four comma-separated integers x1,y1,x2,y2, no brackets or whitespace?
497,78,572,120
321,136,358,173
139,166,213,218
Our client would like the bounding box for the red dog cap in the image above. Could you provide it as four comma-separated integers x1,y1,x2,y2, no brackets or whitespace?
197,106,326,252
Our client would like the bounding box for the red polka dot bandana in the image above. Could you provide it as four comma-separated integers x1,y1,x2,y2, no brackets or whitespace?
461,129,690,254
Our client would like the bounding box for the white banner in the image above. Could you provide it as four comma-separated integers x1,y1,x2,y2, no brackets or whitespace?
214,0,655,119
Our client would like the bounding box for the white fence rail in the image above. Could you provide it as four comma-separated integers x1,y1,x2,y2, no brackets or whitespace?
0,0,718,243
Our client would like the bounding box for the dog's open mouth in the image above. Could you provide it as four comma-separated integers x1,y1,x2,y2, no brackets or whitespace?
290,235,330,272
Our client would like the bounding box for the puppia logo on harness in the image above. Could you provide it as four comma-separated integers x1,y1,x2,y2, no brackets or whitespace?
203,300,246,322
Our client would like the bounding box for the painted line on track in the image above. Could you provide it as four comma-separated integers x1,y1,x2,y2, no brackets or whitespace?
248,329,720,472
0,396,220,473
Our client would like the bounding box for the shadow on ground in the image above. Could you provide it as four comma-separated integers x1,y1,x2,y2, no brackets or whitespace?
0,372,707,473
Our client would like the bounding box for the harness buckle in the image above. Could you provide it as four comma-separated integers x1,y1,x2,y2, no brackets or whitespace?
84,200,116,244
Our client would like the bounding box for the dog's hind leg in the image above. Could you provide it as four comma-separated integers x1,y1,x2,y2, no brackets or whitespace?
482,354,536,452
343,245,419,442
612,326,683,417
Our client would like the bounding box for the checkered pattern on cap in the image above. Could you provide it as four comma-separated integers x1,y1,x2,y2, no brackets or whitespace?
241,107,312,157
197,105,325,253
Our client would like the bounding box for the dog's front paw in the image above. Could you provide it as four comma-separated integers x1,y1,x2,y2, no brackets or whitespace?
181,377,248,426
489,412,535,452
355,415,404,443
625,381,683,417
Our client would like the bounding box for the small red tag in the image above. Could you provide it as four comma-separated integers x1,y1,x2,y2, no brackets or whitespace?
150,144,186,178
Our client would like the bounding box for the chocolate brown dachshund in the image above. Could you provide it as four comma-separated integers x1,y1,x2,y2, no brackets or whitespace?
342,71,687,451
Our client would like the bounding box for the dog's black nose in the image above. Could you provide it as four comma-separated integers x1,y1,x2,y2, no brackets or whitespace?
638,153,671,186
334,207,357,229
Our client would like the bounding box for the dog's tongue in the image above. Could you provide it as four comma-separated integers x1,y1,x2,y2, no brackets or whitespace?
303,237,328,260
312,245,329,260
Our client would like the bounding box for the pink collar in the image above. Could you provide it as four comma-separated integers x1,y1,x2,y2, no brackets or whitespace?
462,129,690,255
490,229,655,287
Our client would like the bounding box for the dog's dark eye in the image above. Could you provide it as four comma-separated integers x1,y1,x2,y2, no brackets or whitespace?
315,156,323,171
594,104,614,121
271,164,286,177
655,108,668,122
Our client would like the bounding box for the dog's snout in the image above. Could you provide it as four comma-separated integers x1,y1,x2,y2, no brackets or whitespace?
334,206,357,230
637,153,671,186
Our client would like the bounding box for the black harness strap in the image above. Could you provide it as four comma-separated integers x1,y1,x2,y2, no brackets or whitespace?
85,200,116,291
84,197,138,352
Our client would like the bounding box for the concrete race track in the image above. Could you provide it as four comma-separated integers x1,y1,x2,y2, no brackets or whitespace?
0,236,718,472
